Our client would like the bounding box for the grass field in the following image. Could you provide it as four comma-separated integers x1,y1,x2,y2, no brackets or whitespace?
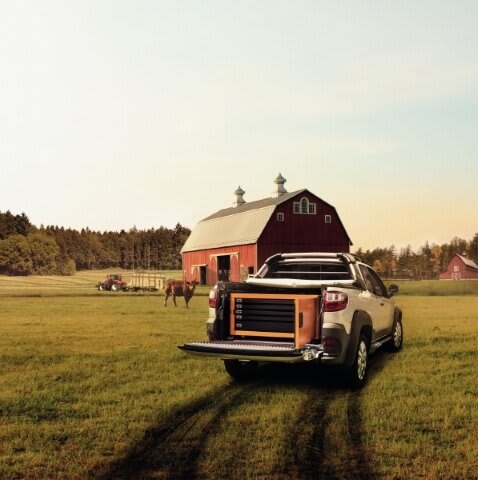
1,274,477,479
385,279,478,297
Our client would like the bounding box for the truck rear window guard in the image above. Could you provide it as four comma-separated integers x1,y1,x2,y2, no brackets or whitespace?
261,261,352,281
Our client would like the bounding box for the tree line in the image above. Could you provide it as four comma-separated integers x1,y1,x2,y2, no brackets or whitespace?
354,234,478,280
1,209,477,278
0,210,190,276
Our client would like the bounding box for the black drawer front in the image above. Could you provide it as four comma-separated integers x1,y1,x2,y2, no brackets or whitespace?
234,298,295,333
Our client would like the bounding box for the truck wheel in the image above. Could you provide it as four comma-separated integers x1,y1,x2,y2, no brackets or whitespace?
98,284,104,291
346,335,369,389
110,283,118,291
224,360,258,381
385,317,403,352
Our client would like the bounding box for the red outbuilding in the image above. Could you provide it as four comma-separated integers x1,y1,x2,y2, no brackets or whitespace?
439,254,478,280
181,174,352,285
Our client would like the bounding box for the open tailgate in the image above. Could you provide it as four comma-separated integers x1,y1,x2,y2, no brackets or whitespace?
178,340,304,362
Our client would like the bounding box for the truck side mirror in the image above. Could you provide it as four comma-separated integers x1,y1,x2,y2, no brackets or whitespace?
388,284,399,297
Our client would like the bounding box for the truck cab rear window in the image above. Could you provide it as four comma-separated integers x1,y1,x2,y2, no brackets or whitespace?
264,262,351,280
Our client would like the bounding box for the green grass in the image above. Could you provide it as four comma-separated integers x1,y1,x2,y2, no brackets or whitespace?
387,279,478,296
0,275,477,479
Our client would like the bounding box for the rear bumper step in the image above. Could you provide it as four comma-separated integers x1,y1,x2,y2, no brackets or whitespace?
178,341,323,363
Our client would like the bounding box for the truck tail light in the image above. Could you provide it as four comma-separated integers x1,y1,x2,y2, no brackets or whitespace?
324,291,348,312
208,287,218,309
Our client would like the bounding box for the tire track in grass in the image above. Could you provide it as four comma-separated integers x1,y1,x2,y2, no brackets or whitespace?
94,352,391,479
285,387,371,480
93,382,254,480
295,387,375,480
283,353,390,480
294,388,331,480
258,365,334,479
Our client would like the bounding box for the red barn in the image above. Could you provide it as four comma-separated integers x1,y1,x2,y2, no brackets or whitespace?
181,174,352,285
439,254,478,280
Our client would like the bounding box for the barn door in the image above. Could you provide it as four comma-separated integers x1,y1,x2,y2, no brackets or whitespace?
199,266,207,285
217,255,230,282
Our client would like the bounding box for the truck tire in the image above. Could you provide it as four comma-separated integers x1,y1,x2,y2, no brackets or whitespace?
110,283,118,291
224,360,258,381
98,284,104,291
346,334,369,389
385,317,403,352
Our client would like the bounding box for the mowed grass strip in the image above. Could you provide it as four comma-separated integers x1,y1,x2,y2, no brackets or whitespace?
0,269,186,297
0,286,477,479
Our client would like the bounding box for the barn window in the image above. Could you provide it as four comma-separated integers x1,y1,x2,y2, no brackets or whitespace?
277,212,284,221
301,198,308,214
293,197,316,215
325,215,332,223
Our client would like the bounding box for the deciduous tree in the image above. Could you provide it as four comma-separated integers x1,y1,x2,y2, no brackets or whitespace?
0,235,33,275
27,232,60,274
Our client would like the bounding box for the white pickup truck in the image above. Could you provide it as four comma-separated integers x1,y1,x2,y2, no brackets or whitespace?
179,253,403,388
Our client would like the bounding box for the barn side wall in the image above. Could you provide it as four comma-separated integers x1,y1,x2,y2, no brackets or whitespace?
182,244,257,285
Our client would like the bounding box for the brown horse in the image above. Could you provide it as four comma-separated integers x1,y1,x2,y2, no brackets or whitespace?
164,280,197,308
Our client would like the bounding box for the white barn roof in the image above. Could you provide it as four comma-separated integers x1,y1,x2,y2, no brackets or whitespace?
181,205,276,252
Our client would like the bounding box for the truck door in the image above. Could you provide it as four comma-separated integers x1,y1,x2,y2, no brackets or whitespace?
359,265,394,339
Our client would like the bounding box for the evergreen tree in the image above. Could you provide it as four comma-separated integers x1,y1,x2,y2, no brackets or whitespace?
0,211,33,239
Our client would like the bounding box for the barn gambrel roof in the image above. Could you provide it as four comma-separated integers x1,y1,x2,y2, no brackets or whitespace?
181,189,352,253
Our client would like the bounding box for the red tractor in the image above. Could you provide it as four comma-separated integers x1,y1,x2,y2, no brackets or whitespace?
97,274,127,291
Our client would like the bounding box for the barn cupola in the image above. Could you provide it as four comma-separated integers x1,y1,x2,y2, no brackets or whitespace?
234,186,246,207
272,173,287,198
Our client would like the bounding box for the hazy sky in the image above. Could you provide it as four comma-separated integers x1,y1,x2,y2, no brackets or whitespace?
1,0,477,250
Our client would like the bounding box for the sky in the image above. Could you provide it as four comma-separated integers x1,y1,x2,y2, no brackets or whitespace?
1,0,477,251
